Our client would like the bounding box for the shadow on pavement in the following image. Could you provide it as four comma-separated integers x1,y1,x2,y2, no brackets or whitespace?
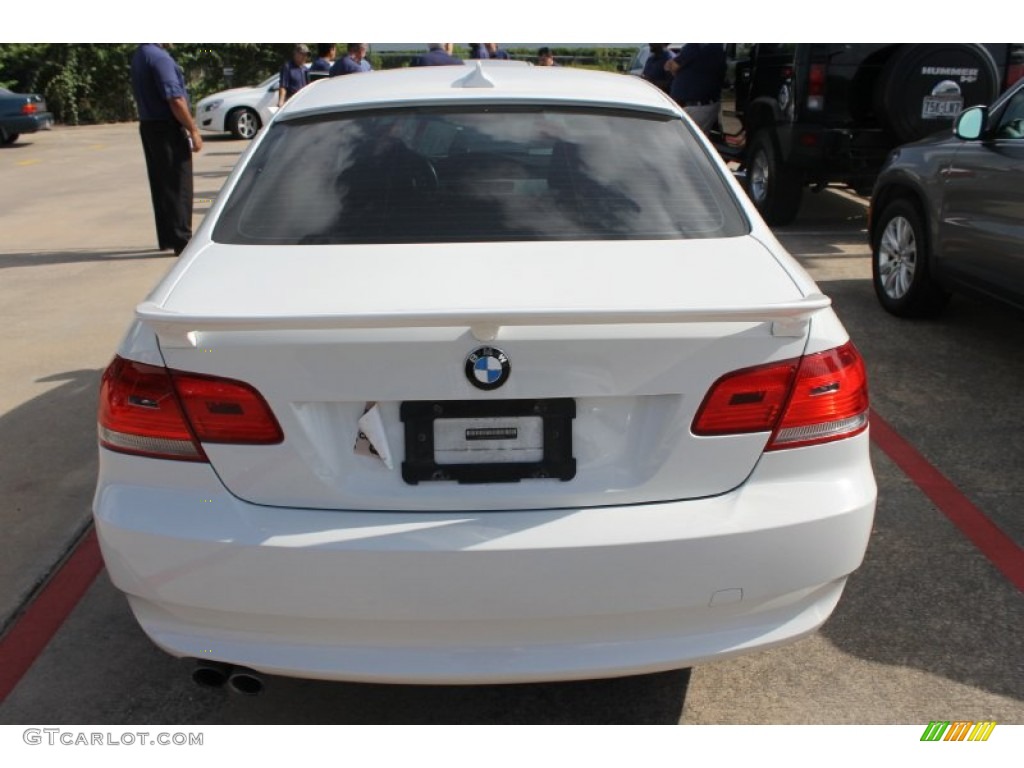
0,249,170,270
0,369,103,633
815,277,1024,702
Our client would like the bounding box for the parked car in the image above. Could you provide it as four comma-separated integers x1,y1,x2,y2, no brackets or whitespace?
94,64,876,688
0,87,53,145
870,77,1024,317
194,74,279,140
717,43,1024,225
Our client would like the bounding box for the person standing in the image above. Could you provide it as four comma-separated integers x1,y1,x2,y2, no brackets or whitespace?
412,44,463,67
278,44,311,107
485,43,510,60
537,47,557,67
642,44,673,93
310,44,336,79
130,43,202,256
329,43,372,76
666,43,726,133
468,44,488,60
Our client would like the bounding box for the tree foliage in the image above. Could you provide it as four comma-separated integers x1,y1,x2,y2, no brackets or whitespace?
0,44,637,125
0,43,296,124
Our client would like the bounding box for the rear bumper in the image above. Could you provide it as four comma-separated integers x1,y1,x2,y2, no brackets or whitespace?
776,125,891,184
1,112,53,134
93,433,876,684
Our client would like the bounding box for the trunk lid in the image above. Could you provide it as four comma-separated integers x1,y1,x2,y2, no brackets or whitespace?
144,238,821,511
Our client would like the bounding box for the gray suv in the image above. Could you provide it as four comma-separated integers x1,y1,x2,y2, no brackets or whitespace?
869,77,1024,317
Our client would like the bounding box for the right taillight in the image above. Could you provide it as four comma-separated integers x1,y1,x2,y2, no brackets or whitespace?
1006,62,1024,90
98,356,283,462
693,341,869,451
806,63,826,111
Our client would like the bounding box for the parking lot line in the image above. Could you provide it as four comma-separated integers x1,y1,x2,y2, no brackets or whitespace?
870,409,1024,592
0,528,102,703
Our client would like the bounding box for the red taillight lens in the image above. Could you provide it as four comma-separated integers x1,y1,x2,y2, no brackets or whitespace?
1006,63,1024,90
693,360,799,435
98,356,283,461
769,342,869,449
99,357,205,461
806,63,826,111
171,371,283,444
21,102,38,115
808,64,826,95
692,341,869,450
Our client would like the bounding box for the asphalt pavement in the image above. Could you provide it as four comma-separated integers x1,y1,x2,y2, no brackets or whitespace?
0,123,1021,724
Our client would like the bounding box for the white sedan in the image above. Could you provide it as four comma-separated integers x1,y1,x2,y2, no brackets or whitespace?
194,74,279,140
95,63,876,689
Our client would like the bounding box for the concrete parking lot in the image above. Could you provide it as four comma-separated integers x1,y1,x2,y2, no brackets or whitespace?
0,123,1021,724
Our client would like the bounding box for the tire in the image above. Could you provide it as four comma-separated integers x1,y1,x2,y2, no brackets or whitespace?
1,130,19,145
744,130,803,226
227,108,261,140
872,198,950,317
874,44,999,145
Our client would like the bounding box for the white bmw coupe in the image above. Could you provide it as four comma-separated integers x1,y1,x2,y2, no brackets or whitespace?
95,63,876,690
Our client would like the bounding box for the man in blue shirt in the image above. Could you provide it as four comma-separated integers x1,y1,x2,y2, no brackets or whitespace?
642,44,673,94
329,44,373,76
412,44,463,67
485,44,510,60
130,44,202,256
277,44,310,107
667,43,726,133
310,44,336,79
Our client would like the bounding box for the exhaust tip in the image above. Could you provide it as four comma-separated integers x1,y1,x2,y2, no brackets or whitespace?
191,661,230,689
227,670,264,696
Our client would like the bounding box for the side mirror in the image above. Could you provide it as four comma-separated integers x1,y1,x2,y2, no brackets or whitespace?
955,106,987,141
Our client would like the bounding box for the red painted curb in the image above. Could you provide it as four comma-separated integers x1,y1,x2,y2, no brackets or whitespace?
0,527,104,703
870,410,1024,592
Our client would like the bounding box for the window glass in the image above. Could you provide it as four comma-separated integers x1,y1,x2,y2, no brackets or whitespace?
213,106,749,245
996,88,1024,139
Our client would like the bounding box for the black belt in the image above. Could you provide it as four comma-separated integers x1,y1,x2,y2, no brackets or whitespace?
684,99,719,107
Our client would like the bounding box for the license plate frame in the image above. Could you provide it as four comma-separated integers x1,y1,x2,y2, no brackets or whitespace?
400,399,576,485
921,95,963,119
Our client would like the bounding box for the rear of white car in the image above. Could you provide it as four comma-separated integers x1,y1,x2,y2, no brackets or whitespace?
94,65,875,684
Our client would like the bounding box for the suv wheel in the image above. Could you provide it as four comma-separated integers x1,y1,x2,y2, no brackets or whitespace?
872,198,949,317
745,131,803,226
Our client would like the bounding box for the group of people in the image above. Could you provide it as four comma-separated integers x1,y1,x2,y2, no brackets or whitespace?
641,43,726,134
277,43,372,105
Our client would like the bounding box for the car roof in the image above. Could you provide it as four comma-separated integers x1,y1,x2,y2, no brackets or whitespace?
279,63,679,119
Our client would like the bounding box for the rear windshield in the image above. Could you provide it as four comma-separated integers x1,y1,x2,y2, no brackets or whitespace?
213,106,748,245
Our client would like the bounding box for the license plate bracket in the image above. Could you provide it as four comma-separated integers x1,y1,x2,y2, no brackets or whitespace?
400,399,576,485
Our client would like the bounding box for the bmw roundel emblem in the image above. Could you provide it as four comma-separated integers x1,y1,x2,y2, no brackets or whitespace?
465,347,511,390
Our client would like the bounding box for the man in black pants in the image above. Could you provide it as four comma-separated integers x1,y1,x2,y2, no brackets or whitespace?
666,43,726,134
130,44,202,255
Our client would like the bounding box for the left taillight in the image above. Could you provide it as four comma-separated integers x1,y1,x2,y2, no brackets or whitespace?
98,356,283,462
21,102,38,115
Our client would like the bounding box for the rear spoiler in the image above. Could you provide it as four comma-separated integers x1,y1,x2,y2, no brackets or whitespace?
137,293,832,346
